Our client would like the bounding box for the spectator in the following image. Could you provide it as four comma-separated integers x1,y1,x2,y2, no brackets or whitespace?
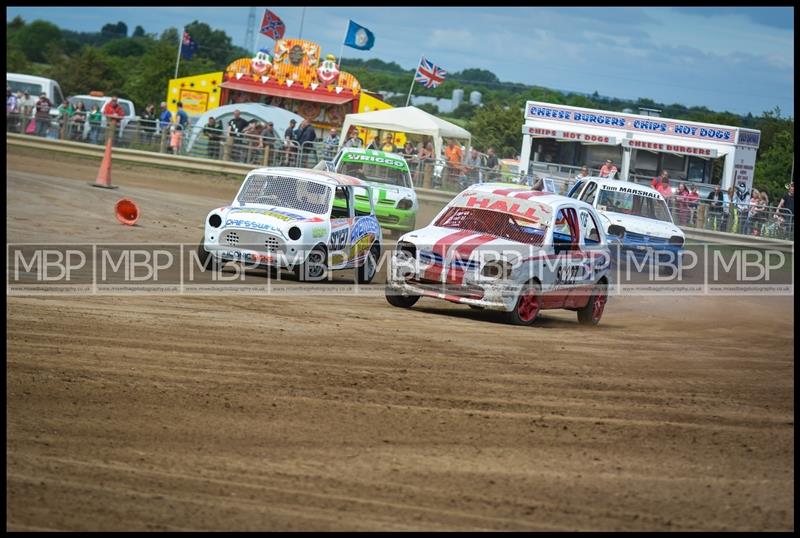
140,103,157,144
462,147,484,187
18,91,35,133
743,188,760,235
575,165,590,181
381,133,396,153
259,121,279,164
103,95,125,141
485,147,500,182
775,182,794,219
294,118,317,167
651,169,669,190
366,136,380,150
731,181,751,233
175,101,189,130
227,109,250,162
599,159,618,179
56,98,74,137
675,183,690,225
7,86,19,132
203,116,223,160
342,127,362,148
323,128,339,160
283,118,298,165
402,141,417,158
158,101,172,133
749,190,767,236
70,101,87,141
87,104,103,144
706,185,725,230
444,138,463,187
656,174,673,201
34,92,53,137
686,184,700,226
242,120,265,163
169,123,184,155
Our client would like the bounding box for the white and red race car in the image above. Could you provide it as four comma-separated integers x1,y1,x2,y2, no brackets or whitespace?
385,184,613,325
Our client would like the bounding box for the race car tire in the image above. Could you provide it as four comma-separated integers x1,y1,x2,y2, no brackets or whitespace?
506,280,542,326
385,288,420,308
577,281,608,326
295,246,328,282
356,242,381,284
196,240,225,272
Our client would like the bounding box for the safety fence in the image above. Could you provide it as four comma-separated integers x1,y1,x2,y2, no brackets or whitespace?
6,112,794,241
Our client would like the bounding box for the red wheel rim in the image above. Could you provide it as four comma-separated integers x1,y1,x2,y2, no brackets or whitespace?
517,289,540,322
592,292,606,321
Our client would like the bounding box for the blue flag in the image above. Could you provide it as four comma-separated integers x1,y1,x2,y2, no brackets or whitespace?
181,31,197,60
343,20,375,51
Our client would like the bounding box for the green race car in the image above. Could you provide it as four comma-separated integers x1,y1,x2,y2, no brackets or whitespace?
317,148,418,233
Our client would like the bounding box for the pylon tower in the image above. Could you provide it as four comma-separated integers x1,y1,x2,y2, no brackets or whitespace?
244,7,256,53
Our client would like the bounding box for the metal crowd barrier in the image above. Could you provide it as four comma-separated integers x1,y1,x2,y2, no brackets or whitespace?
6,113,793,241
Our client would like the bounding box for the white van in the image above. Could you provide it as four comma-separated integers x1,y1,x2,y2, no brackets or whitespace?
6,72,64,117
69,93,137,139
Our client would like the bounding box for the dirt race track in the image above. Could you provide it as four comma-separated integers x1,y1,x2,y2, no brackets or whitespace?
6,148,795,531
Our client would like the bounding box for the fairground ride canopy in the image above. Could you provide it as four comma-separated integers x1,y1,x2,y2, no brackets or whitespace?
220,38,363,126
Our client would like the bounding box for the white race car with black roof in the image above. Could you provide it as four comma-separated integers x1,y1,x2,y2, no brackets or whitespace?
386,184,613,326
199,167,382,283
567,177,685,270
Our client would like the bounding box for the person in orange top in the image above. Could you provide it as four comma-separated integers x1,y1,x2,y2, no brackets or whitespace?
102,95,125,141
443,139,463,186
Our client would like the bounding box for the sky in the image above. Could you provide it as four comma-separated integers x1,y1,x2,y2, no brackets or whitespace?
6,6,795,117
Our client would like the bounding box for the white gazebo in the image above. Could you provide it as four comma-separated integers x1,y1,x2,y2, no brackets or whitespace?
339,106,471,159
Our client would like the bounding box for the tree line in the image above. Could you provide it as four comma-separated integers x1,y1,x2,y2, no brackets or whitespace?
6,16,793,200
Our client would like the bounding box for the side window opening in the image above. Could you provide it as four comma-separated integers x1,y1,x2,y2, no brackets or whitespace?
580,182,598,205
331,186,350,218
580,209,602,245
353,186,373,216
553,207,579,254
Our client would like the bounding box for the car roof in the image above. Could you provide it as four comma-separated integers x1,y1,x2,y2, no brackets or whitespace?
581,176,664,196
247,167,368,187
460,184,597,213
338,147,408,162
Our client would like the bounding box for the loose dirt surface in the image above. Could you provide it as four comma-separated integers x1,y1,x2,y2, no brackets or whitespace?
6,148,795,531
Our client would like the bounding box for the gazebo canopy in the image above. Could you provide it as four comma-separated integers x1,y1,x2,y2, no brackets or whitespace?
339,106,471,158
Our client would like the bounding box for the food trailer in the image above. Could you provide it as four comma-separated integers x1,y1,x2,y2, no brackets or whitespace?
519,100,761,192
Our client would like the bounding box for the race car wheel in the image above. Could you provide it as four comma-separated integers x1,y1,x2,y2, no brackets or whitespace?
577,282,607,326
507,280,541,326
295,247,328,282
356,242,380,284
196,241,224,272
385,288,420,308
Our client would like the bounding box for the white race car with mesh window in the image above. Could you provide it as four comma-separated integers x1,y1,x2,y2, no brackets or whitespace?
386,184,613,326
198,167,382,283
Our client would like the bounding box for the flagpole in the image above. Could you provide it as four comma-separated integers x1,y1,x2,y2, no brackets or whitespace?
298,7,306,40
405,56,421,107
174,26,184,79
337,22,348,70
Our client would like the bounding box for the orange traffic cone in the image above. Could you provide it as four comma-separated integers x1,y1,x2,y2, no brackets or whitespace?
90,137,119,189
115,198,139,226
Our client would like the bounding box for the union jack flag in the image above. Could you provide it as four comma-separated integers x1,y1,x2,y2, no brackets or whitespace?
260,9,286,40
414,57,447,89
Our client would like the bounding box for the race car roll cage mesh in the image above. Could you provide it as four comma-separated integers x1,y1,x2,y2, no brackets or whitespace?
435,206,547,246
237,174,333,215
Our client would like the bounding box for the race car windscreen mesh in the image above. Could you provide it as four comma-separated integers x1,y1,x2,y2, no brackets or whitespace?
435,207,547,246
237,174,333,215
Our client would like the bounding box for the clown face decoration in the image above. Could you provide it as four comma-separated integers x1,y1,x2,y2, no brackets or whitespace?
251,48,272,75
317,54,340,85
